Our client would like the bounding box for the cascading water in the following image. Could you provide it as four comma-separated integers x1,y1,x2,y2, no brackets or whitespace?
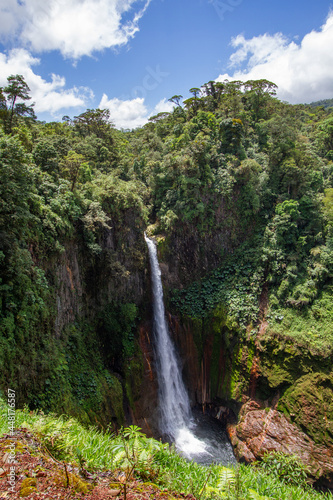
145,234,236,464
144,234,208,459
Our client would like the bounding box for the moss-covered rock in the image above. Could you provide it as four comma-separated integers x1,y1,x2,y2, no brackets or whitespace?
257,332,332,391
278,372,333,448
55,471,93,493
20,486,37,497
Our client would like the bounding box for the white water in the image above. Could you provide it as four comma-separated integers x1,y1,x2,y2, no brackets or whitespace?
144,234,209,459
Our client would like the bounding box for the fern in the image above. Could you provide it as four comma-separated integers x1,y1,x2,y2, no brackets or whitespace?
217,466,236,490
248,489,274,500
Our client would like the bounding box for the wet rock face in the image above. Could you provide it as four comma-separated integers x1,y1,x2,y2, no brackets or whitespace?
227,401,333,487
52,223,148,335
54,243,83,335
131,324,160,437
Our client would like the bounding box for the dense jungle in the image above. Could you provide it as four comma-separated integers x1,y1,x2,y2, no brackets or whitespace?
1,75,333,494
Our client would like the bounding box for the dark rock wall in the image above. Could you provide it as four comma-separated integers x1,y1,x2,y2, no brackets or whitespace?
52,224,149,335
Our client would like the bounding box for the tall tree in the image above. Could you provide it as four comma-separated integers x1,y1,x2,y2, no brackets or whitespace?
201,81,224,111
168,95,183,107
243,79,278,121
2,75,36,134
73,108,114,141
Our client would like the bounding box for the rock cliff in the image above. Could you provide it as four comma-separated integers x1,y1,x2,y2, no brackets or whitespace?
152,232,333,486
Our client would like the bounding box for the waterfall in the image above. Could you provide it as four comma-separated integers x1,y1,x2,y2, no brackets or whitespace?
145,234,208,458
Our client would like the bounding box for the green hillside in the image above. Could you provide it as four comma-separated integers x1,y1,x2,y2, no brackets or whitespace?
1,76,333,488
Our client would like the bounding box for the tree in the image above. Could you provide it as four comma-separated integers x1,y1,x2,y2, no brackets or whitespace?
148,112,170,123
60,151,88,191
243,79,278,121
219,118,245,157
0,88,6,110
0,133,35,235
220,80,243,118
33,139,60,175
189,87,201,99
183,88,203,117
73,108,119,169
1,75,36,134
316,116,333,159
201,81,225,111
168,95,183,107
73,108,114,141
62,115,72,124
323,188,333,224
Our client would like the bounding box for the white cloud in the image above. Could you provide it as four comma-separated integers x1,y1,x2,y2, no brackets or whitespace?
0,0,23,37
0,49,91,114
99,94,173,129
216,12,333,103
99,94,148,129
153,98,174,115
0,0,151,59
0,48,171,123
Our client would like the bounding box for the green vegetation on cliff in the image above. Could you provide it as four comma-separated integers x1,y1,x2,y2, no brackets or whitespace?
1,74,333,445
0,76,148,423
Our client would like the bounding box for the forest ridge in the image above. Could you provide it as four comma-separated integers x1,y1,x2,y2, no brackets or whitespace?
0,74,333,419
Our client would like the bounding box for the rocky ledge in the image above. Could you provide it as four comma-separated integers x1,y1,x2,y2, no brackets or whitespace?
226,400,333,488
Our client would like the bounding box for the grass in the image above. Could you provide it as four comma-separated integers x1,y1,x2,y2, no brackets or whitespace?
1,399,332,500
267,290,333,354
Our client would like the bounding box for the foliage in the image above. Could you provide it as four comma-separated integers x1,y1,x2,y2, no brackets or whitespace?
2,74,333,431
3,400,332,500
0,74,36,133
0,132,35,234
265,290,333,352
60,150,89,191
258,452,309,489
99,302,138,362
171,240,264,330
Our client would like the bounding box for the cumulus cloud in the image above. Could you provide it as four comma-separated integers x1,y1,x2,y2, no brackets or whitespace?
0,0,151,59
99,95,147,129
216,12,333,103
0,0,22,37
153,98,174,115
0,49,92,114
99,94,173,129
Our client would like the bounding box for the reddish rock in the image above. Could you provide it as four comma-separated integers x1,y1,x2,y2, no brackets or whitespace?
230,403,333,487
236,411,265,440
227,423,256,462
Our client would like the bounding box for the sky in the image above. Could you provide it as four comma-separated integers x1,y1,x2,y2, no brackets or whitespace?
0,0,333,129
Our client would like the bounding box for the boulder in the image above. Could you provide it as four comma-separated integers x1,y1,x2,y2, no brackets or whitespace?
227,402,333,487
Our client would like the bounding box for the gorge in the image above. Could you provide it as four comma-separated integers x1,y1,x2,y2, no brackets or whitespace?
1,79,333,489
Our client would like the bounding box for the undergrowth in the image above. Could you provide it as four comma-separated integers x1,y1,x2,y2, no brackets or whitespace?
171,242,264,330
0,399,332,500
267,289,333,353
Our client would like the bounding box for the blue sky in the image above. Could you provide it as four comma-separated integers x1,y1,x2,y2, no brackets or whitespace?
0,0,332,128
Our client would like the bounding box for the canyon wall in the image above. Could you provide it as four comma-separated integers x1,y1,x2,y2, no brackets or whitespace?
154,232,333,487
